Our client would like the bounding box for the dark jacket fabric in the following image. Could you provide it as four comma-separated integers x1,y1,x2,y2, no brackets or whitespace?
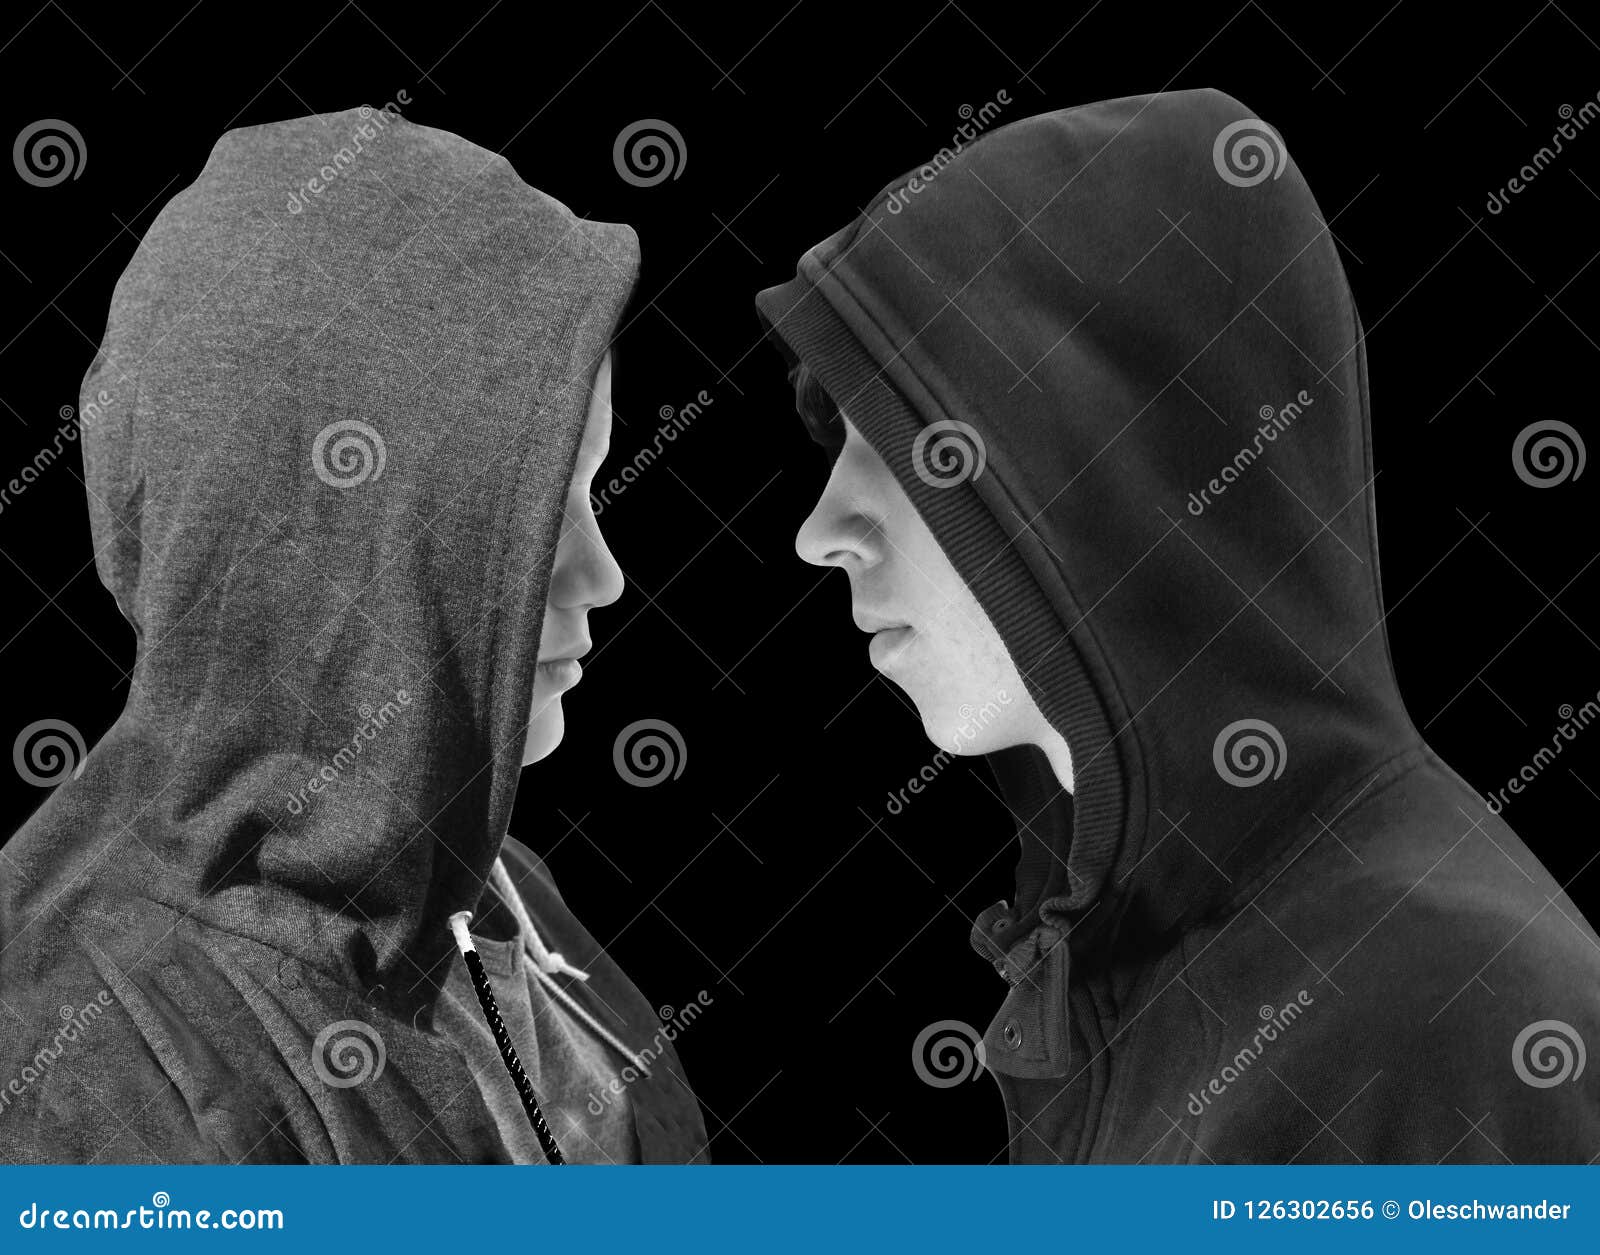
757,87,1600,1163
0,107,706,1163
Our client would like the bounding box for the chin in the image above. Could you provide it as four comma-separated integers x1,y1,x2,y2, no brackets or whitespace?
929,723,986,757
917,691,1020,757
913,707,976,756
521,696,565,766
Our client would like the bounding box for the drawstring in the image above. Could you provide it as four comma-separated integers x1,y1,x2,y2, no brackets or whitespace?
446,857,657,1164
490,859,592,981
447,911,565,1165
488,859,653,1077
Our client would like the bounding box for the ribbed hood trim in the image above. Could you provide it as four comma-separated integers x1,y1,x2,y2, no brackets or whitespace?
755,271,1130,924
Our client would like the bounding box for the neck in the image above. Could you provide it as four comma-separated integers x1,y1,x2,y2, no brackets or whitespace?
1037,726,1074,795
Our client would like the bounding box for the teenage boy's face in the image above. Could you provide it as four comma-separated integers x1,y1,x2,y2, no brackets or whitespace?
523,352,624,765
795,415,1044,756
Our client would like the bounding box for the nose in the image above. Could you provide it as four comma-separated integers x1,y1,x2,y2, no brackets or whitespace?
578,528,625,610
795,463,879,574
554,516,626,613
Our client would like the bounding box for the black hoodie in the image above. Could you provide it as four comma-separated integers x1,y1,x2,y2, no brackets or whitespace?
757,87,1600,1163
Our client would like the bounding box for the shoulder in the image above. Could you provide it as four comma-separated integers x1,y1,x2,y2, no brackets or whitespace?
1,902,315,1164
1201,790,1600,1161
0,948,218,1163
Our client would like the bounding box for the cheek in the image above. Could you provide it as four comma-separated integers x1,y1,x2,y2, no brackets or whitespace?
544,507,588,602
922,633,1009,707
923,587,1004,674
883,501,975,627
915,604,1022,728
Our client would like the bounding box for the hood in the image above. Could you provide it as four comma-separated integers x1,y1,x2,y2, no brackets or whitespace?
757,87,1422,952
7,105,638,1008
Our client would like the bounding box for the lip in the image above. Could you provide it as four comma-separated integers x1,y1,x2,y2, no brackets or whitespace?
535,654,586,689
852,611,911,634
866,625,915,667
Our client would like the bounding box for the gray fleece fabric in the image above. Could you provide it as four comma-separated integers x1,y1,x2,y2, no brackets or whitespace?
0,105,707,1163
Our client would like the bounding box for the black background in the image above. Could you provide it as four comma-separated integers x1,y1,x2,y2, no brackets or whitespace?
3,1,1598,1163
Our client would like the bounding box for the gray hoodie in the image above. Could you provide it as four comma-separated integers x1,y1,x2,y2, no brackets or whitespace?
0,106,706,1164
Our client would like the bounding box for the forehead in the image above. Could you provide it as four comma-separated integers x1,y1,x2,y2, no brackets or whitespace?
838,413,891,475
